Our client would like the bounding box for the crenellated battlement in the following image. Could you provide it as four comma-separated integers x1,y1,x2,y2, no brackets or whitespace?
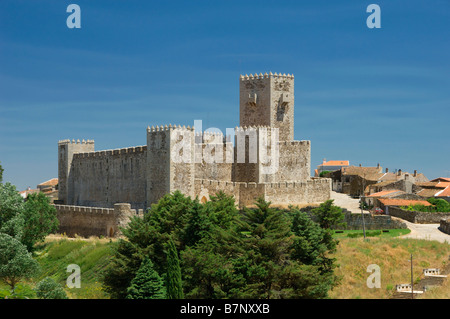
147,124,195,132
57,71,329,225
240,72,294,81
58,139,95,145
73,145,147,159
54,204,115,215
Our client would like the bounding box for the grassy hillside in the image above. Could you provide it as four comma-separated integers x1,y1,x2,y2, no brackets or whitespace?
33,237,114,299
329,236,450,299
1,232,448,299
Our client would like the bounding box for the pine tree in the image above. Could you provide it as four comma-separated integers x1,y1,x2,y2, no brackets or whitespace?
126,257,166,299
239,197,294,298
166,238,184,299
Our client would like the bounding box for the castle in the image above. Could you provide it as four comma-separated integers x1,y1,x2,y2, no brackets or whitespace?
57,72,331,213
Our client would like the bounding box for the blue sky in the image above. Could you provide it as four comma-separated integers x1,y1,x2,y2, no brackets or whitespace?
0,0,449,190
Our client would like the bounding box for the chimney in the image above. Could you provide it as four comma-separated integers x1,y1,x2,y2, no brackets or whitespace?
398,169,402,176
359,163,362,167
323,158,326,165
386,168,389,173
414,170,417,177
377,163,380,168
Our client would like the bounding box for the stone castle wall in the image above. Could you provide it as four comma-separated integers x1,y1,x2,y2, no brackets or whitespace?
194,178,331,207
54,203,141,238
70,145,147,209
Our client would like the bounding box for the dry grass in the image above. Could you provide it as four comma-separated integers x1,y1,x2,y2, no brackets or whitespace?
329,237,450,299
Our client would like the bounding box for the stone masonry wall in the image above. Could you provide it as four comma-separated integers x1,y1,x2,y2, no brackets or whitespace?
71,146,147,209
388,206,450,223
54,203,141,238
194,177,331,208
439,219,450,235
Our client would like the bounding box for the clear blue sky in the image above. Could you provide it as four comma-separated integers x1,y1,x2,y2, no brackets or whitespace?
0,0,449,191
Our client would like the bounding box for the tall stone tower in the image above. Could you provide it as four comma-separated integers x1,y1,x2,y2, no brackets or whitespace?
239,72,295,142
146,125,195,206
58,139,95,204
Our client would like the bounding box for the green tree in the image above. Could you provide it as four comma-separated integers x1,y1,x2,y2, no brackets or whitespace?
0,182,25,238
22,192,59,251
0,233,40,292
102,191,197,298
0,161,4,183
166,238,183,299
35,277,68,299
311,200,346,229
290,209,338,272
238,197,294,298
181,194,245,298
126,257,166,299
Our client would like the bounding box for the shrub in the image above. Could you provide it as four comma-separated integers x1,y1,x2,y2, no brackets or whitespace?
35,277,68,299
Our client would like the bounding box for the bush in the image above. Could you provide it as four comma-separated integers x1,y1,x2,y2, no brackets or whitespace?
35,277,68,299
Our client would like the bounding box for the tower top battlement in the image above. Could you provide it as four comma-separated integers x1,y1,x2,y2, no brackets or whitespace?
239,71,295,141
240,72,294,81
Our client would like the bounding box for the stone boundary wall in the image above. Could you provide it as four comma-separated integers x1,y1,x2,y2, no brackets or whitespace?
388,206,450,224
54,203,142,238
440,219,450,235
194,178,331,207
299,207,407,230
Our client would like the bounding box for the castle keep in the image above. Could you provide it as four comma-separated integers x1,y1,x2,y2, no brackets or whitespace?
57,72,331,236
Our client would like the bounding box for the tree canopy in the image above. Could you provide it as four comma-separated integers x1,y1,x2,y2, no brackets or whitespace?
102,191,343,299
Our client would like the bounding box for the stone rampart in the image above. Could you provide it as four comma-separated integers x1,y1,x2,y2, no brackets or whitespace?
388,206,450,224
54,203,142,238
71,145,147,209
194,177,331,208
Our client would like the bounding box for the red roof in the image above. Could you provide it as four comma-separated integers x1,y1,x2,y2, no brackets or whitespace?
367,189,403,198
320,160,349,166
379,199,432,207
38,178,58,187
436,186,450,197
430,177,450,183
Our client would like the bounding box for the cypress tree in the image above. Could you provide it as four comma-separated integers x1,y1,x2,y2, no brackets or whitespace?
126,257,166,299
166,238,184,299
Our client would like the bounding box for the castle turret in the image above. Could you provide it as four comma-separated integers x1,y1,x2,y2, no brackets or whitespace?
58,139,95,204
146,125,195,205
239,72,295,142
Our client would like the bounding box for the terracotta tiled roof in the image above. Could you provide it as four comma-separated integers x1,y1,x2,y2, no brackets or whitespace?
435,182,450,189
371,180,396,188
342,166,382,177
416,188,441,198
38,178,58,187
435,186,450,197
367,189,404,198
379,198,432,207
430,177,450,183
320,160,349,166
416,181,440,188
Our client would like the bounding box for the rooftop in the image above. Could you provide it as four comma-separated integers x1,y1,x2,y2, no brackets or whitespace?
367,189,404,198
38,178,59,187
319,160,349,167
379,198,432,207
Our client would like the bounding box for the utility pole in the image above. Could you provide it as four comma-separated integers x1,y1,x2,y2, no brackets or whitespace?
360,195,366,240
410,254,414,299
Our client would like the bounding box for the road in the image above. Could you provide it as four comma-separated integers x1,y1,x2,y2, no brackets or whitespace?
330,191,450,244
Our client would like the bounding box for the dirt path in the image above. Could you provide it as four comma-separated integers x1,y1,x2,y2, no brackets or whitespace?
330,191,369,214
330,191,450,244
